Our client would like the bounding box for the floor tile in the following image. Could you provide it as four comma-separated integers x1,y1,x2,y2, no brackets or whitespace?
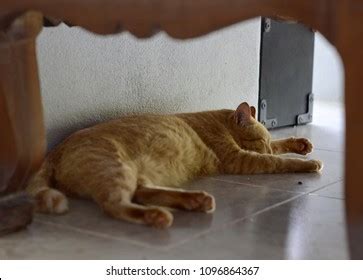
312,181,344,199
35,178,298,250
163,195,348,259
213,149,343,193
0,221,158,260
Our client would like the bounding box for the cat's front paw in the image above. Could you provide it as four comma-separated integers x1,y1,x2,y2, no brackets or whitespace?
293,138,313,155
307,159,323,172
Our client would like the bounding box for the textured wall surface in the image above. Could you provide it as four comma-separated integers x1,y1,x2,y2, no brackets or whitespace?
37,18,261,149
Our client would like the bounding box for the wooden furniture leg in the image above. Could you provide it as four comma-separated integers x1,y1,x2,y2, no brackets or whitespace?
334,1,363,259
0,11,45,235
345,83,363,259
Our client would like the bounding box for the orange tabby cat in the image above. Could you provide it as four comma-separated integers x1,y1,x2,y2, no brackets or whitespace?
27,102,322,228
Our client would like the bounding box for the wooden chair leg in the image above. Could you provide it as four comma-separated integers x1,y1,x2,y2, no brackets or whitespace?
0,193,33,236
335,2,363,259
345,125,363,259
0,11,45,234
345,76,363,259
344,85,363,257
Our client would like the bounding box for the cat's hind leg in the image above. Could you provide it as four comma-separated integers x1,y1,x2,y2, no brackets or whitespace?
27,163,69,214
57,137,174,228
90,166,173,228
100,199,173,229
133,183,215,213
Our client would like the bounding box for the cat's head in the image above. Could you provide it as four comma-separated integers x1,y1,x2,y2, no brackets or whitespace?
232,102,273,154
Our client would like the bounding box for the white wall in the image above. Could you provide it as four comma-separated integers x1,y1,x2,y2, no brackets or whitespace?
37,18,261,148
37,18,342,150
313,32,344,102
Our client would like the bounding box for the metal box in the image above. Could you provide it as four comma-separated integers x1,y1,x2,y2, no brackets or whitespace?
258,18,315,129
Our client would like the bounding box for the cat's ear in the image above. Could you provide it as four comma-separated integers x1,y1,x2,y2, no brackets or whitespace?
235,102,253,126
250,106,256,119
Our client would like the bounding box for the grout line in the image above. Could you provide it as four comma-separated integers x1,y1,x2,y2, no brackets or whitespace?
229,193,306,222
308,180,344,200
211,175,344,193
308,180,344,194
34,178,345,254
210,177,306,194
34,218,168,252
211,177,268,188
314,148,344,153
165,193,306,251
308,194,344,201
166,179,345,251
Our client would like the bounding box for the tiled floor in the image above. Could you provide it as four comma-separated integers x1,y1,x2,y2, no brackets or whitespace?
0,101,348,259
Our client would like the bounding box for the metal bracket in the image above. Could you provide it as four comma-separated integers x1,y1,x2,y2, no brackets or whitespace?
259,99,278,129
297,93,314,125
263,18,271,33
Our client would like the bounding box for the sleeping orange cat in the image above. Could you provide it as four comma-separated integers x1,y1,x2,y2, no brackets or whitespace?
27,102,322,228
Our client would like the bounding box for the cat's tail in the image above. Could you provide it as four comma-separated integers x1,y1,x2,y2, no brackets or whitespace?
26,160,69,214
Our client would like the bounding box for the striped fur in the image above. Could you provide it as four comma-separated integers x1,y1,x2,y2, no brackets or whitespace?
27,102,322,228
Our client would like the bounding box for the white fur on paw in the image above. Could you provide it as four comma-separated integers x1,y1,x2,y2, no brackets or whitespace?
36,189,69,214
